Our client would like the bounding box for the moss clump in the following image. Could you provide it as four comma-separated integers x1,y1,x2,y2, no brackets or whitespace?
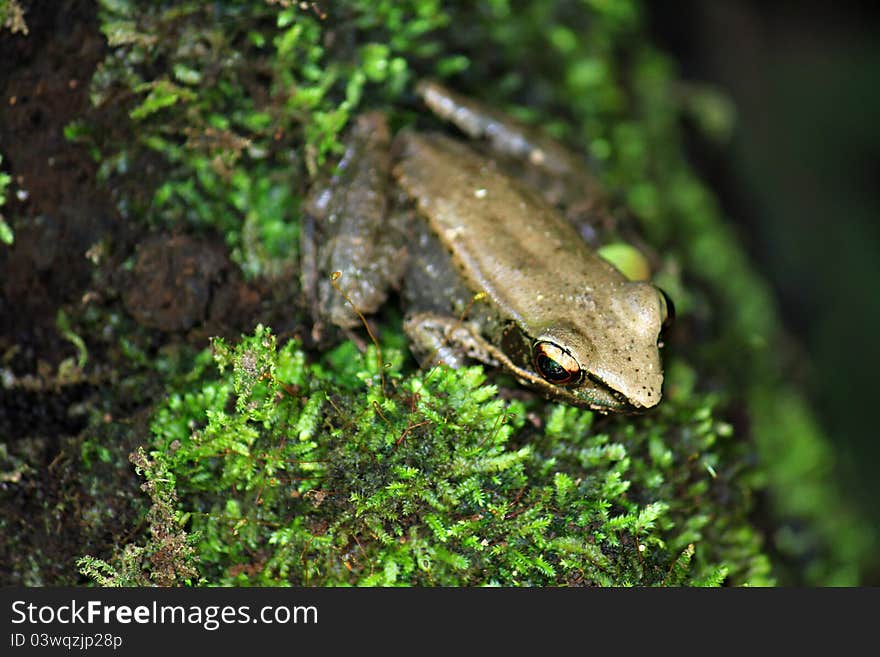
81,326,768,586
71,0,458,279
71,0,874,586
78,447,198,587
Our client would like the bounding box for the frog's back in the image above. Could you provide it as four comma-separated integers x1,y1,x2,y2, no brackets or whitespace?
392,131,623,328
392,131,664,409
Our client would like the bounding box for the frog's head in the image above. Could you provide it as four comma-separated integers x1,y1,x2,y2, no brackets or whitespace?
529,281,672,413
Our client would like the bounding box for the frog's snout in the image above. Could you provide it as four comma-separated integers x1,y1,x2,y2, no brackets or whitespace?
623,281,667,341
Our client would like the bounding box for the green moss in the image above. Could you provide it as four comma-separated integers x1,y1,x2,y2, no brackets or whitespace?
75,0,457,278
84,326,769,586
73,0,873,586
78,447,199,587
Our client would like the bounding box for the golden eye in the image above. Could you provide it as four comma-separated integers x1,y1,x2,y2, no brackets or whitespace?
533,341,582,385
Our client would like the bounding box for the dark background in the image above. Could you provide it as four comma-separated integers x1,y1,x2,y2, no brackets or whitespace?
647,0,880,532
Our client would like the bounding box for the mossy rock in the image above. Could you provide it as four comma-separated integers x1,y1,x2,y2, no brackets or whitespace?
54,0,873,586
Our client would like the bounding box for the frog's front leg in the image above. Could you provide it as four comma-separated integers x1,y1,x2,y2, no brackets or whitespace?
404,312,589,409
403,312,502,370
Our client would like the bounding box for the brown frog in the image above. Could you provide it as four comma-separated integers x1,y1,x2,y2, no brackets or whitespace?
301,81,672,413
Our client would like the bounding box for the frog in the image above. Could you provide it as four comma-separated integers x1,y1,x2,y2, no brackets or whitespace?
300,81,672,413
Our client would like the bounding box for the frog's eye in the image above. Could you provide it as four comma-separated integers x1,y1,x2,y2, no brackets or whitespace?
657,287,675,331
533,341,582,385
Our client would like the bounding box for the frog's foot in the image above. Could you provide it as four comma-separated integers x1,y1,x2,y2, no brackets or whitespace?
403,312,499,370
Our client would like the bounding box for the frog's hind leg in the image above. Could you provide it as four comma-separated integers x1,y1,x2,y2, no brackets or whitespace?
301,112,410,343
415,79,607,216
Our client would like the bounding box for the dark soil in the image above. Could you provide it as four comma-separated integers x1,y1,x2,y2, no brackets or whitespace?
0,0,117,585
0,0,108,370
0,1,266,585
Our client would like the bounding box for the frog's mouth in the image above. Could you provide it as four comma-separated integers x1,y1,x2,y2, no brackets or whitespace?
528,369,638,414
478,338,638,414
563,375,637,414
